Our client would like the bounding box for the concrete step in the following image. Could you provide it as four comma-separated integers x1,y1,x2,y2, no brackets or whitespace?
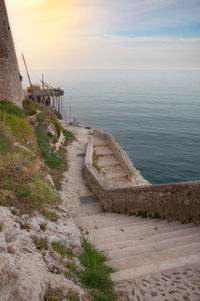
93,136,107,147
88,218,164,234
88,222,194,245
88,220,168,238
74,214,159,230
107,233,200,260
94,146,113,156
100,165,127,180
111,253,200,282
98,225,200,251
108,241,200,271
97,156,119,168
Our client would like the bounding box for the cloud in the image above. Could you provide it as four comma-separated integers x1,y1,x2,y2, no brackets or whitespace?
180,38,200,43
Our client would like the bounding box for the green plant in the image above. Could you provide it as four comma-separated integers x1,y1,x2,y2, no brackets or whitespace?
17,185,31,197
36,123,62,169
65,261,77,273
66,290,80,301
42,209,58,222
32,236,48,251
92,151,100,172
0,100,24,118
45,289,80,301
0,223,3,232
40,222,47,231
51,241,74,258
63,129,74,144
77,239,115,300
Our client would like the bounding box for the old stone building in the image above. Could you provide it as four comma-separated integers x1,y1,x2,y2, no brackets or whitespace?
0,0,24,107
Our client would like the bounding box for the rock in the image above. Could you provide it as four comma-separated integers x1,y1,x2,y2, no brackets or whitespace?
0,205,83,301
46,174,55,190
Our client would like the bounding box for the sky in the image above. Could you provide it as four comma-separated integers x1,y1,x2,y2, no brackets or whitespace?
5,0,200,70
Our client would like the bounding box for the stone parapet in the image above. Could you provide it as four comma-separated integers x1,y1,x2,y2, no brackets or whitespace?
84,133,200,224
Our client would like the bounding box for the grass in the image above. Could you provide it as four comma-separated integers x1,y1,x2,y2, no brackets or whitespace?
42,209,58,222
92,151,100,172
45,289,80,301
0,100,24,118
32,236,49,251
39,223,47,231
51,241,74,258
63,129,74,144
35,123,62,169
0,223,3,232
77,239,115,301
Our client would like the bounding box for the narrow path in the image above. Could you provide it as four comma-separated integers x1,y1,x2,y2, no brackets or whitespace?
61,125,200,301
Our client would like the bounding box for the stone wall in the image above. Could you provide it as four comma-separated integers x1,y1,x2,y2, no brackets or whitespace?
94,130,150,186
84,135,200,224
0,0,24,107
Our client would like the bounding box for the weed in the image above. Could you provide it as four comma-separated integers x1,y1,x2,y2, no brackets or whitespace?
51,241,74,258
42,209,58,222
40,223,47,231
49,266,62,274
45,289,80,301
66,290,80,301
36,123,62,169
19,221,30,230
63,129,74,144
17,185,31,197
0,223,3,232
0,100,24,118
65,261,77,273
32,236,48,251
92,151,100,172
55,123,62,139
77,239,115,300
10,208,20,216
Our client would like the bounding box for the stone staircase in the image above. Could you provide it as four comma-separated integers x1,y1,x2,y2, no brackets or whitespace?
75,212,200,300
70,128,200,300
93,135,146,186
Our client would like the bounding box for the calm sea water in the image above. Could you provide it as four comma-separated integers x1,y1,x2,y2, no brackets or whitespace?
26,70,200,184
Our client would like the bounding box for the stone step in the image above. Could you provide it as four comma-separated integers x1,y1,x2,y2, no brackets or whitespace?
107,233,200,260
93,136,108,147
88,222,194,245
100,165,127,180
111,253,200,283
97,156,119,168
94,146,113,156
109,241,200,272
74,214,159,230
88,218,164,234
98,226,200,251
88,220,168,238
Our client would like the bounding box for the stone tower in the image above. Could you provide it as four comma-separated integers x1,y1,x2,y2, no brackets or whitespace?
0,0,24,107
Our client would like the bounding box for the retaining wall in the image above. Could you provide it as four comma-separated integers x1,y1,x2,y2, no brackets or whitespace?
84,135,200,224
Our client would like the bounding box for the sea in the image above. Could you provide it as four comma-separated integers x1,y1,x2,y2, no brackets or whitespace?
25,69,200,185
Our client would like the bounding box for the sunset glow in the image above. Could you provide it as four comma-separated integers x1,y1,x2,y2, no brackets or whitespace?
5,0,200,70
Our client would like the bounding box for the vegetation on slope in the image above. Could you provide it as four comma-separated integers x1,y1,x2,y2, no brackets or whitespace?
0,99,73,214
